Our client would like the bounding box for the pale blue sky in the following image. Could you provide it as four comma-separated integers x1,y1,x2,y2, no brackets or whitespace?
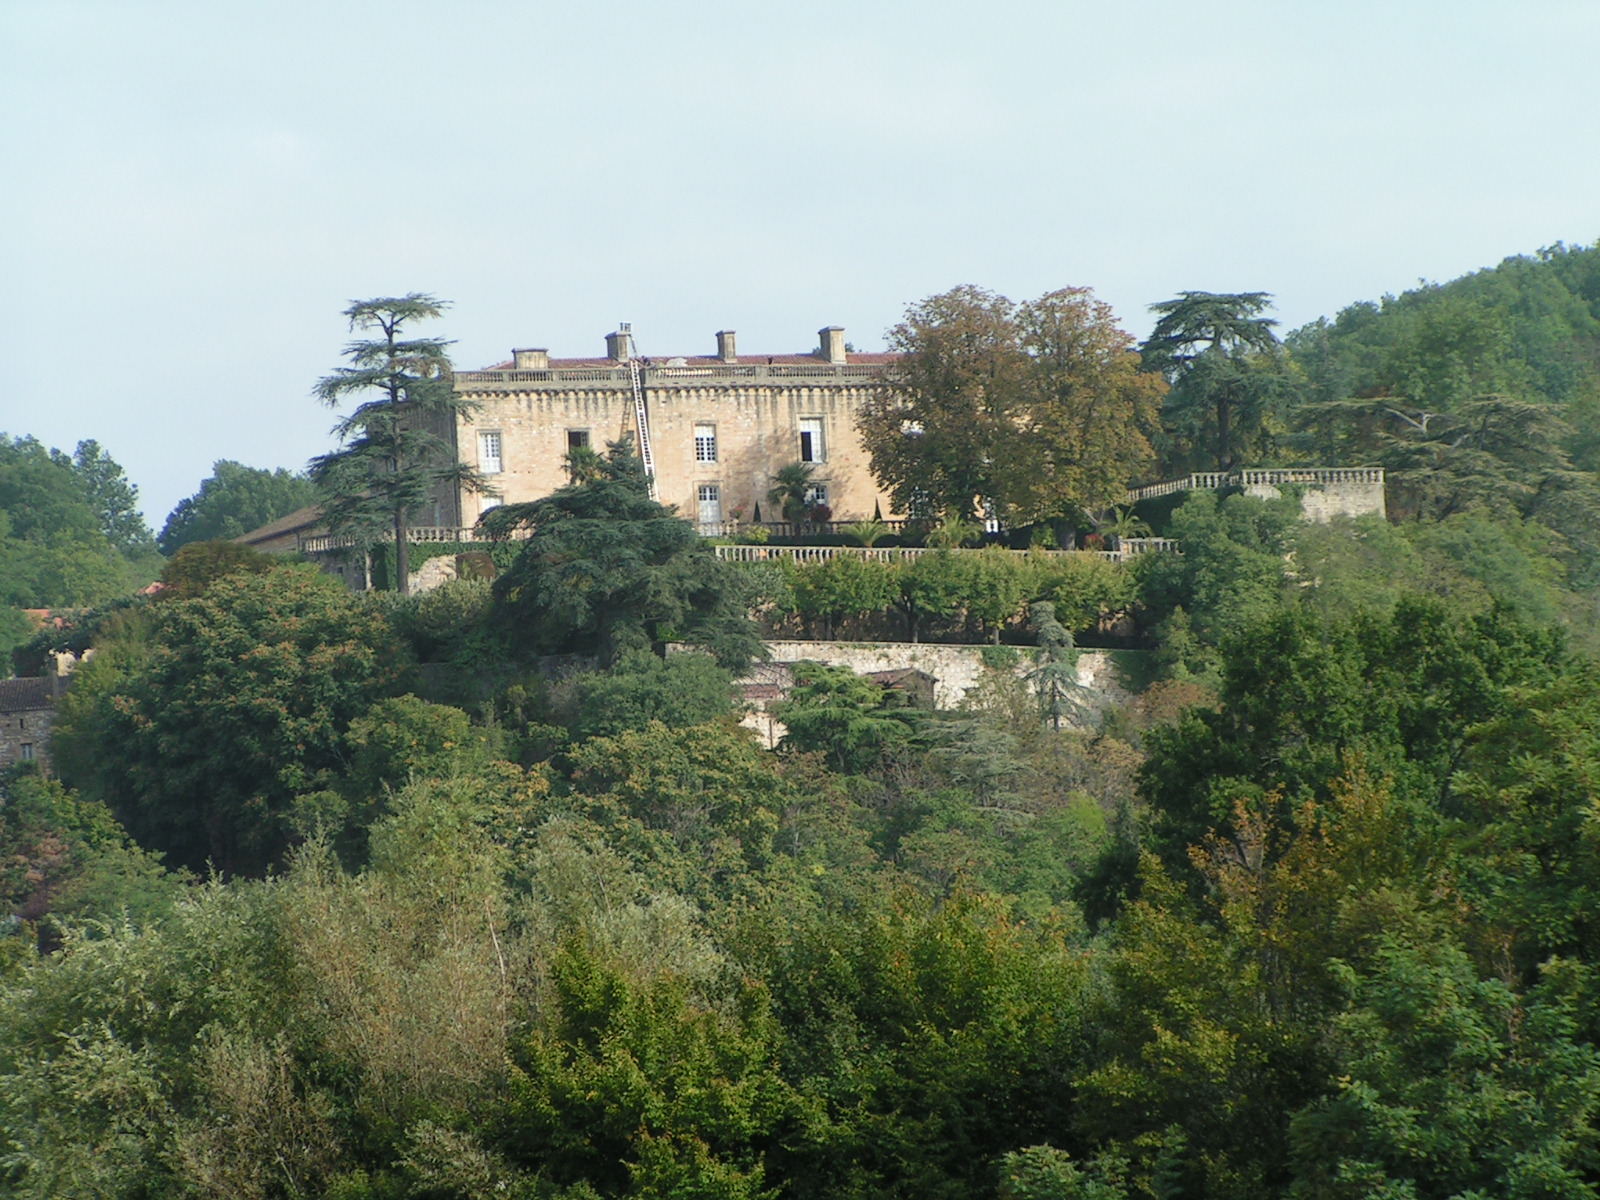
3,0,1598,528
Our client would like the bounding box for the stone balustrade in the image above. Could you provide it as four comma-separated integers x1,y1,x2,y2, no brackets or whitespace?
713,545,1145,565
1124,466,1384,504
457,360,892,391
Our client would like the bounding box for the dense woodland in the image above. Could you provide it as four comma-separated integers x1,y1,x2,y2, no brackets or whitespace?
7,243,1600,1198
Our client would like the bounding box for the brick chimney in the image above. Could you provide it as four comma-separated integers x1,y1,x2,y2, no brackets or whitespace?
819,326,846,364
716,330,737,362
513,348,549,369
606,324,634,362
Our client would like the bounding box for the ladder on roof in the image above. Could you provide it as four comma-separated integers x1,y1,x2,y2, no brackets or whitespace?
622,323,658,499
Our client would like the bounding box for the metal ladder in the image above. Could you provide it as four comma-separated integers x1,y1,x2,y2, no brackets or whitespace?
622,324,658,499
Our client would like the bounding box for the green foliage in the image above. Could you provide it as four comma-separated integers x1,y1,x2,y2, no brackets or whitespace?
1139,291,1288,473
785,551,900,637
1289,938,1600,1199
859,286,1162,526
895,549,968,642
0,435,157,608
310,294,489,593
499,943,796,1200
53,565,409,874
1027,601,1081,730
373,576,498,666
1033,552,1136,635
1136,489,1300,648
557,651,738,742
157,537,279,599
773,662,926,775
768,461,821,523
0,771,183,931
1138,597,1567,874
489,442,764,670
158,459,319,554
565,720,788,888
999,1145,1129,1200
843,519,890,547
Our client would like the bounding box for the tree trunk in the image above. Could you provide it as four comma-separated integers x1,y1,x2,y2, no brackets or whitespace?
395,510,410,594
1217,391,1233,474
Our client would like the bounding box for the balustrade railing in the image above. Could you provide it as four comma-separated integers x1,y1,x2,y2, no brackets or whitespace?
1124,467,1384,504
713,544,1154,565
297,525,531,554
457,361,893,390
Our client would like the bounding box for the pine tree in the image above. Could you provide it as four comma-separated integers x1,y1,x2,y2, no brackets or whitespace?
310,294,488,593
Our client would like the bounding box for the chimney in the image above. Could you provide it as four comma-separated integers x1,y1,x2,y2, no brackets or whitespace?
513,348,549,370
819,326,846,364
716,330,737,362
606,323,634,362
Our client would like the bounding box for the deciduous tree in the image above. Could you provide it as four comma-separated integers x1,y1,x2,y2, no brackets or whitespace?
158,460,318,554
859,286,1162,527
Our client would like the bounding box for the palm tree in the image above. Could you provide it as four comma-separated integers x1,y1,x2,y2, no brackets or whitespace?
925,512,981,549
768,462,816,523
844,519,890,547
1100,506,1152,545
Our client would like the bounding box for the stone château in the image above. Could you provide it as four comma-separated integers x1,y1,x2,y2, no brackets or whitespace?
442,325,899,533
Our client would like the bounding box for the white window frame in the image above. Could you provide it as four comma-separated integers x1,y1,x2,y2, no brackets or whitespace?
799,417,826,463
567,429,591,451
478,430,503,475
803,481,829,508
694,423,718,463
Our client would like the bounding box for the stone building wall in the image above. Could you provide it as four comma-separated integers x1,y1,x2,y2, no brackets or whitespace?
452,328,899,528
0,677,61,773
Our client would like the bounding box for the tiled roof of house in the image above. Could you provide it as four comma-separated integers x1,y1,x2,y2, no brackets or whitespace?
234,504,325,546
0,677,55,713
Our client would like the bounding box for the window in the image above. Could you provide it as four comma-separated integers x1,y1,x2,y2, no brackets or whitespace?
694,423,718,463
567,430,591,451
799,417,826,463
803,482,828,508
19,744,33,761
478,431,503,474
697,483,722,525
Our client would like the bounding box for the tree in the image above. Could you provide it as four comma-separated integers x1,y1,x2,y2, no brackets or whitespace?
771,661,925,774
158,460,318,554
859,286,1162,527
310,294,488,594
51,564,408,875
486,441,764,670
1289,938,1600,1199
767,461,820,523
0,435,153,606
67,439,154,553
1026,601,1081,730
559,651,738,742
1140,291,1287,473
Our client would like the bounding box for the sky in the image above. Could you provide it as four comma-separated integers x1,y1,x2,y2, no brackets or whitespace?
4,0,1599,531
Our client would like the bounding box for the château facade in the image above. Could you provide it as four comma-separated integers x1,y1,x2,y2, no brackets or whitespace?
443,325,899,532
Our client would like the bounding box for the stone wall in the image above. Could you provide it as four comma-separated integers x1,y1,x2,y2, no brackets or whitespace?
0,676,61,773
1241,478,1387,522
758,640,1133,712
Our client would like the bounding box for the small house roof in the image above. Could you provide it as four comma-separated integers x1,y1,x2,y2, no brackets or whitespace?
0,677,55,713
